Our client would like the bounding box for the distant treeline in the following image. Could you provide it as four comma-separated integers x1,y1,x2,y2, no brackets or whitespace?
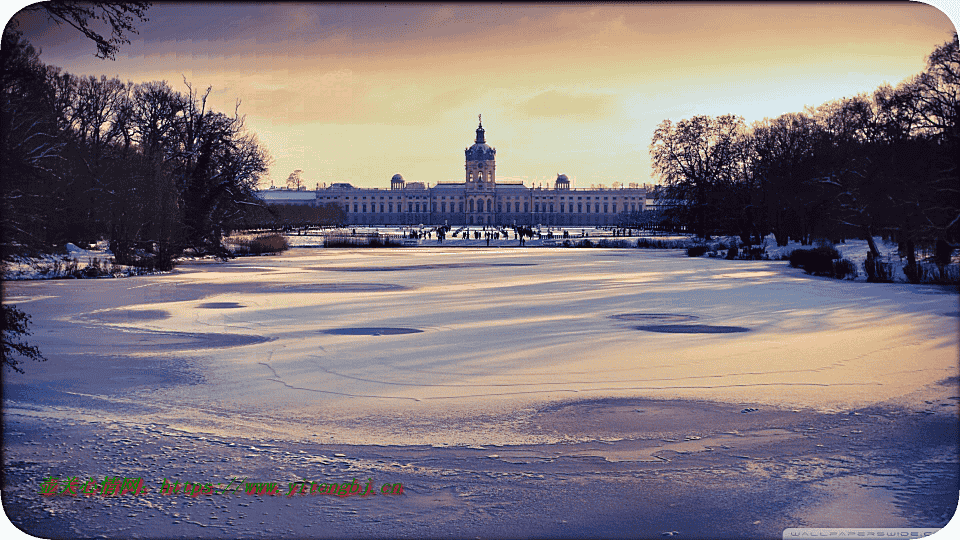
650,34,959,272
0,28,271,270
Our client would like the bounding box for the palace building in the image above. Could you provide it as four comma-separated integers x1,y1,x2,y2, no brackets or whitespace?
258,119,648,226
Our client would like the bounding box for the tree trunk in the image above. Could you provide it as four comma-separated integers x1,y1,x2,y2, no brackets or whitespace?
862,226,881,258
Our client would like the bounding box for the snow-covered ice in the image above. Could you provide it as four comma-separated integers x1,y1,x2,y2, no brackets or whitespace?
5,247,956,445
3,245,958,538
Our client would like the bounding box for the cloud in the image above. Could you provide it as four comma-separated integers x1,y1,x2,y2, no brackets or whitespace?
517,90,617,121
239,69,356,123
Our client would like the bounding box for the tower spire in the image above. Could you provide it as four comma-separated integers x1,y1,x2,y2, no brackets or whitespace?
475,114,485,144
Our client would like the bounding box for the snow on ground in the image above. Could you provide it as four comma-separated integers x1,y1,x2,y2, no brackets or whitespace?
1,242,157,280
7,228,940,285
5,246,956,447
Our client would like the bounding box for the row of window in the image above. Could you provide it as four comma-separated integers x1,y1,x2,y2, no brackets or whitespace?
345,201,643,213
329,195,642,201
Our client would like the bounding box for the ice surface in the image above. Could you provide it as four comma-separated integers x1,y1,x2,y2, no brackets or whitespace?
4,247,957,447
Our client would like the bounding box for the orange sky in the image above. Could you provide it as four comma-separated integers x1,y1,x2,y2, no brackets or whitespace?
6,2,958,189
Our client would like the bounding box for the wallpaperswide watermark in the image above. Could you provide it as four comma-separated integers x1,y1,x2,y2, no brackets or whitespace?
783,528,942,538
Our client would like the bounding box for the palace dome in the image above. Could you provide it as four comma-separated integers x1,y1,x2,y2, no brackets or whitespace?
391,174,404,181
465,118,496,162
466,142,494,160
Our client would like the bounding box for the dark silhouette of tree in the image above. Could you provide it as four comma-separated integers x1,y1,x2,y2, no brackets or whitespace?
21,1,151,60
1,305,46,373
906,34,959,250
2,25,272,267
651,34,958,278
749,112,820,246
0,28,65,256
286,169,303,190
650,114,747,239
175,81,270,256
806,95,887,257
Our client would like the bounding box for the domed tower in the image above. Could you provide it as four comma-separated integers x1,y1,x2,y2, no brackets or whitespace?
465,115,495,191
391,173,405,191
555,173,570,190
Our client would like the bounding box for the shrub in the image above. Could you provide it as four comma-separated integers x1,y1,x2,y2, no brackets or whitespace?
744,245,767,260
366,236,399,247
324,234,399,248
63,257,79,276
231,234,289,254
596,239,631,248
636,238,695,249
934,238,953,268
832,258,857,280
81,258,106,278
790,246,839,275
926,264,960,285
864,253,894,283
902,262,960,285
816,245,840,259
726,244,739,260
686,245,707,257
903,262,922,284
577,239,594,248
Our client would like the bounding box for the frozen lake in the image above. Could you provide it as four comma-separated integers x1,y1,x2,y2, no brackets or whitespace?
5,247,957,445
3,247,958,538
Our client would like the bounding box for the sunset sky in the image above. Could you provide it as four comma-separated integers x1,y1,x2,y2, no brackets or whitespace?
5,2,958,190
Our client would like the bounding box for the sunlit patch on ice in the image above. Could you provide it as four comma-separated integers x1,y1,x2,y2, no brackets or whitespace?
197,302,245,309
633,324,750,334
319,327,423,336
610,313,699,323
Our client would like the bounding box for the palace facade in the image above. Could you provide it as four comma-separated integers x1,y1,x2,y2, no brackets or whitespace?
258,120,647,227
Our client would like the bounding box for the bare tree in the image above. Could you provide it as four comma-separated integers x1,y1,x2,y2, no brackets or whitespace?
908,34,960,245
649,114,747,239
1,305,46,373
286,169,303,190
0,29,69,254
749,112,821,246
22,1,151,60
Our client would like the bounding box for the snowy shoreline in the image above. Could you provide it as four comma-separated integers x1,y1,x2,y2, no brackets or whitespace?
4,232,954,286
